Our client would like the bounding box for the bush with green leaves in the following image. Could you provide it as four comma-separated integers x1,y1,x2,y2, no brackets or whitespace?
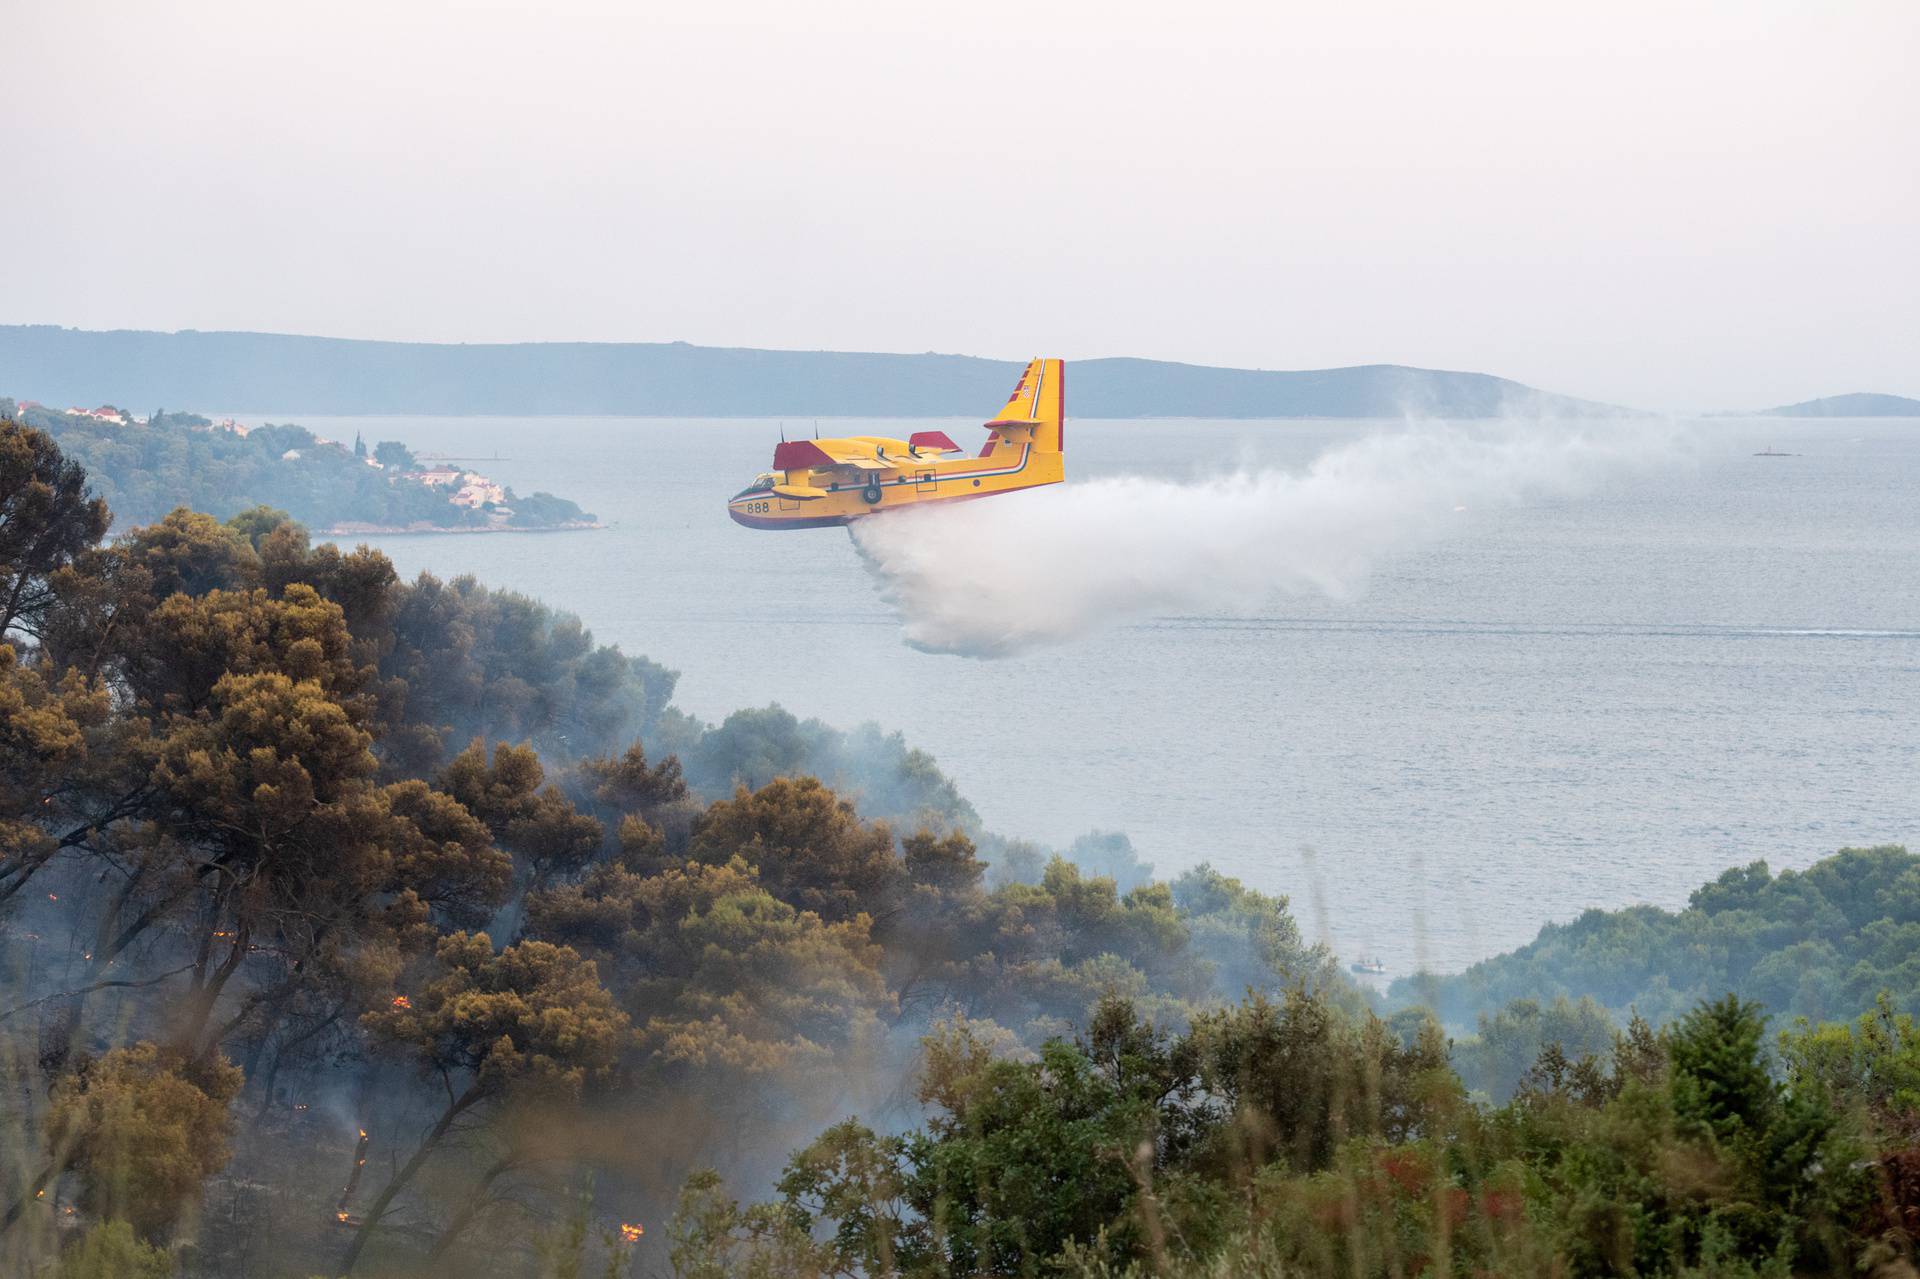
682,989,1914,1277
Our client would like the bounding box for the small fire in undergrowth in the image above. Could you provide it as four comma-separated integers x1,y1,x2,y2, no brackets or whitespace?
619,1223,643,1243
335,1125,372,1224
390,994,412,1009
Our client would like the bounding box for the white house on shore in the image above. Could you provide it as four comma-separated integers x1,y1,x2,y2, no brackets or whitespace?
452,477,507,508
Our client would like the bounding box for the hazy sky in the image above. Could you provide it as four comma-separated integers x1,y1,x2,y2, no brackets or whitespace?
5,0,1915,410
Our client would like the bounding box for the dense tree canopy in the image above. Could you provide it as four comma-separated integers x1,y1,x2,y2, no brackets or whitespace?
44,1045,244,1239
0,419,111,640
3,418,1915,1277
1398,845,1920,1029
682,987,1909,1278
0,423,1352,1275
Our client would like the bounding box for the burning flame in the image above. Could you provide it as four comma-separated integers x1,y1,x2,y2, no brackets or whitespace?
336,1125,372,1224
390,994,412,1009
620,1223,644,1243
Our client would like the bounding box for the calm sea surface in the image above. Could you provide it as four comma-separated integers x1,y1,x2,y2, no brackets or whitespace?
266,413,1920,976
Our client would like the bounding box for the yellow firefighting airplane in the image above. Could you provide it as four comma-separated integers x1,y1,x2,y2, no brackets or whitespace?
727,357,1065,529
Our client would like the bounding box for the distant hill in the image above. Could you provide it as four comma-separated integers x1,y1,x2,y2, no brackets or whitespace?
1753,391,1920,417
0,324,1625,419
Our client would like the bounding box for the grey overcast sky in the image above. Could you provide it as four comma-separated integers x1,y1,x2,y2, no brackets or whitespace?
4,0,1915,410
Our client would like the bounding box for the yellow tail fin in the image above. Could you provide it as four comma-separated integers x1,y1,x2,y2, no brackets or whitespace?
985,357,1065,454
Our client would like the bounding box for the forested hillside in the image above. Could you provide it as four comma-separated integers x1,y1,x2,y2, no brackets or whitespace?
1,417,1347,1275
3,417,1916,1277
1395,847,1920,1030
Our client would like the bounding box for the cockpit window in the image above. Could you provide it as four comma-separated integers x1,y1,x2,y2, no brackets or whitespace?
732,473,776,499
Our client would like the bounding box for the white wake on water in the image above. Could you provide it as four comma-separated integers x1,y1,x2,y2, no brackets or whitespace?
850,422,1687,658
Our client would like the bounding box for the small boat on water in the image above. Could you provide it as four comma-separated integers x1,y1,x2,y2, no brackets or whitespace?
1753,446,1799,457
1350,956,1387,975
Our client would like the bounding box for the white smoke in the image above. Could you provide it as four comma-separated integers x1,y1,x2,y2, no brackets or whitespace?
851,421,1686,657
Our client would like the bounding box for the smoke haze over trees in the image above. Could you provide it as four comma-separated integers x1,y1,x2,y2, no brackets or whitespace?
3,416,1918,1275
1,418,1346,1273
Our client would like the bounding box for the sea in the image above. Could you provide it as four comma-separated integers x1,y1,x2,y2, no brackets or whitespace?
260,412,1920,979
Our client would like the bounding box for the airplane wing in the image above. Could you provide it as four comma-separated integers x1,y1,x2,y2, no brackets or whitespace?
812,438,885,463
773,436,905,471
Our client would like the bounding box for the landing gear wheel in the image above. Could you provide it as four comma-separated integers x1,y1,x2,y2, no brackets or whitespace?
861,480,883,505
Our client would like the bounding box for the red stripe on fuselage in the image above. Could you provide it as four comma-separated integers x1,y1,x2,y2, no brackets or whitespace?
728,509,856,530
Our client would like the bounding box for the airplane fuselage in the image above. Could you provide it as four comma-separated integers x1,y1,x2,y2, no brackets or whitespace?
727,357,1066,530
727,437,1063,529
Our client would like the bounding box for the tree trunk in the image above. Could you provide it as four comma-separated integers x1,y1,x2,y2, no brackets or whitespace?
335,1081,487,1276
423,1152,522,1271
175,924,250,1055
0,1160,62,1235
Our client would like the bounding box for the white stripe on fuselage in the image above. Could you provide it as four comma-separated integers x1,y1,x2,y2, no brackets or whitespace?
926,443,1031,483
817,444,1032,490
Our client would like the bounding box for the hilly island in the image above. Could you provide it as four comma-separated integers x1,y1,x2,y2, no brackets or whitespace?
0,398,595,533
0,324,1625,418
1755,391,1920,416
